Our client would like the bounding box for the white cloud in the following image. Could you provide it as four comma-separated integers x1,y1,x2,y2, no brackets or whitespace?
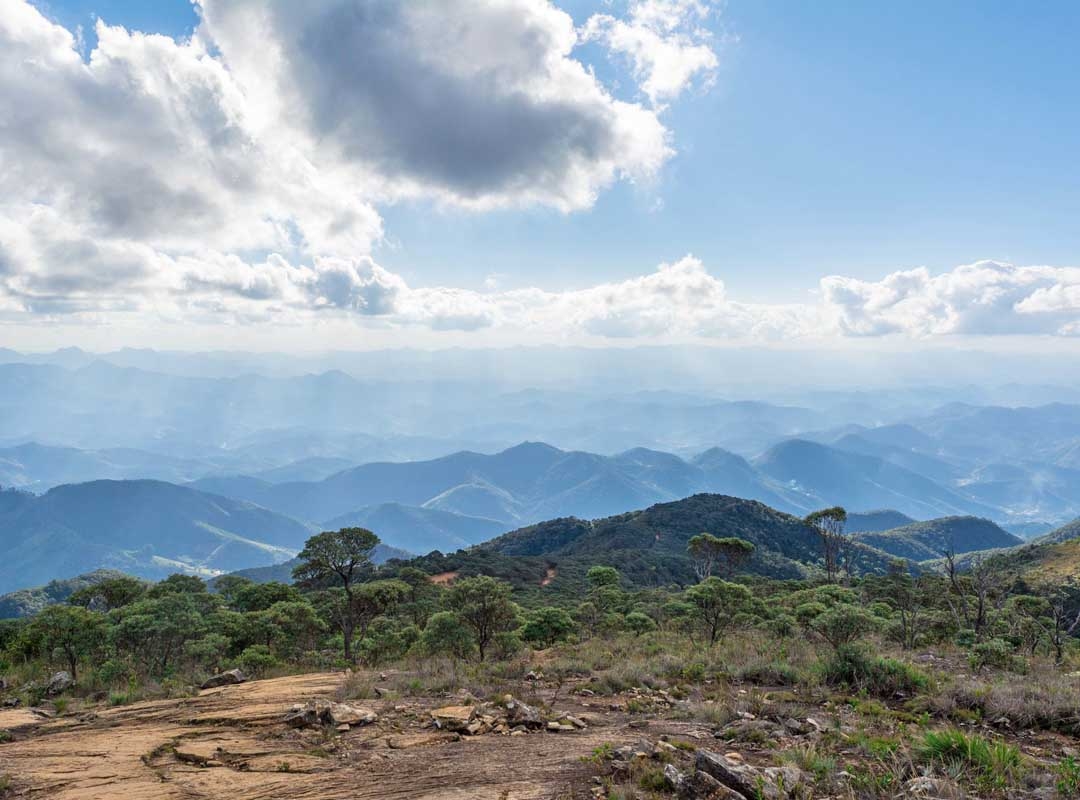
0,0,689,329
4,2,1079,345
583,0,720,106
820,260,1080,337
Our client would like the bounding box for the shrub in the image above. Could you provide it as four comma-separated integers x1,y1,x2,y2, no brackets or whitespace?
969,638,1026,673
819,646,928,696
236,644,278,676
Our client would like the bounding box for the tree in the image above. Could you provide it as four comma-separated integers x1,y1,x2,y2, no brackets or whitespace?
625,610,657,637
25,604,106,681
811,604,877,652
421,611,475,660
350,579,411,640
443,576,517,661
68,576,145,611
521,607,576,647
293,527,380,661
687,534,755,581
684,578,754,645
805,507,848,582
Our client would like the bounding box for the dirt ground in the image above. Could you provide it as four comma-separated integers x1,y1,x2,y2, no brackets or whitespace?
0,672,696,800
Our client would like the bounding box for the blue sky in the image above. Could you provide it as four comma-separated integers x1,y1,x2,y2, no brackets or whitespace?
5,1,1080,349
35,0,1080,299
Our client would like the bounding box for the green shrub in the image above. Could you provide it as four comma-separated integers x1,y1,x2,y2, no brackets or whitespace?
818,646,927,696
969,638,1026,673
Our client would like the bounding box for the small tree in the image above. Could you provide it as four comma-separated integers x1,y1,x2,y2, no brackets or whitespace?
293,527,380,661
684,578,754,645
811,604,877,653
443,576,517,661
521,607,576,648
422,611,476,660
68,576,146,611
805,507,848,582
625,610,657,637
24,604,106,682
687,533,755,581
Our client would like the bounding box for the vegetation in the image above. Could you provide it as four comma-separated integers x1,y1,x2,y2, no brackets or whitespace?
3,510,1080,799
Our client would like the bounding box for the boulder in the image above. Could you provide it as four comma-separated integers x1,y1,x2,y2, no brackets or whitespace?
45,671,73,696
283,699,376,729
677,768,746,800
504,697,542,728
328,702,377,726
431,705,476,732
200,669,246,690
695,751,805,799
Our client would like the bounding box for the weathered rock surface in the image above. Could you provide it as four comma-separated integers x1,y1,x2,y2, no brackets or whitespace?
0,671,640,799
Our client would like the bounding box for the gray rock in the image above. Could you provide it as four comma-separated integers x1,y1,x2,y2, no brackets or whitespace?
695,750,804,799
200,669,246,690
678,768,746,800
45,671,73,695
504,697,542,728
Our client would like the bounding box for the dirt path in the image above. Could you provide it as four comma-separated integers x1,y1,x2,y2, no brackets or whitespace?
0,672,647,800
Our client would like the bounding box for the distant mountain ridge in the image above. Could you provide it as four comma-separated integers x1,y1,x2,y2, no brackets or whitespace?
852,516,1022,561
189,441,817,526
0,481,314,593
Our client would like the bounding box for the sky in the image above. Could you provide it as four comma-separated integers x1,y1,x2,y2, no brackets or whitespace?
3,0,1080,351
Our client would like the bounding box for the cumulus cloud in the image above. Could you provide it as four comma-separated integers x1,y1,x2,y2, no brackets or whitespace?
583,0,720,106
196,0,672,211
0,0,698,329
820,260,1080,337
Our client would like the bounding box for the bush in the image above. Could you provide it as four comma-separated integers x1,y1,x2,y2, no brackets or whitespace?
819,646,928,696
421,612,475,660
969,638,1026,673
236,645,278,676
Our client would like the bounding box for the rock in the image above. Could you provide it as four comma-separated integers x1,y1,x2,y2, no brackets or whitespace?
45,671,73,695
565,715,588,729
431,705,476,732
525,670,543,681
504,697,542,728
546,721,561,731
200,669,246,690
694,751,803,799
2,697,20,708
902,776,961,798
284,701,326,729
678,769,746,800
328,702,377,725
373,686,389,698
284,699,377,729
663,763,685,791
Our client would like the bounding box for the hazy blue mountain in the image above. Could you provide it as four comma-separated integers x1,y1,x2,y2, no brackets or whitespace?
754,439,1000,520
321,503,508,554
852,516,1022,561
0,442,217,490
193,442,813,526
1033,517,1080,545
0,481,314,593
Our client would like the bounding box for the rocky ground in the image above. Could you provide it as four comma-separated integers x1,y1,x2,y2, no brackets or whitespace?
0,670,666,799
1,668,1077,799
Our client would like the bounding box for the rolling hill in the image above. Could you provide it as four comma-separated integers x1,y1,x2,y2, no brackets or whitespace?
401,493,899,598
0,481,315,593
847,509,917,533
852,516,1022,561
